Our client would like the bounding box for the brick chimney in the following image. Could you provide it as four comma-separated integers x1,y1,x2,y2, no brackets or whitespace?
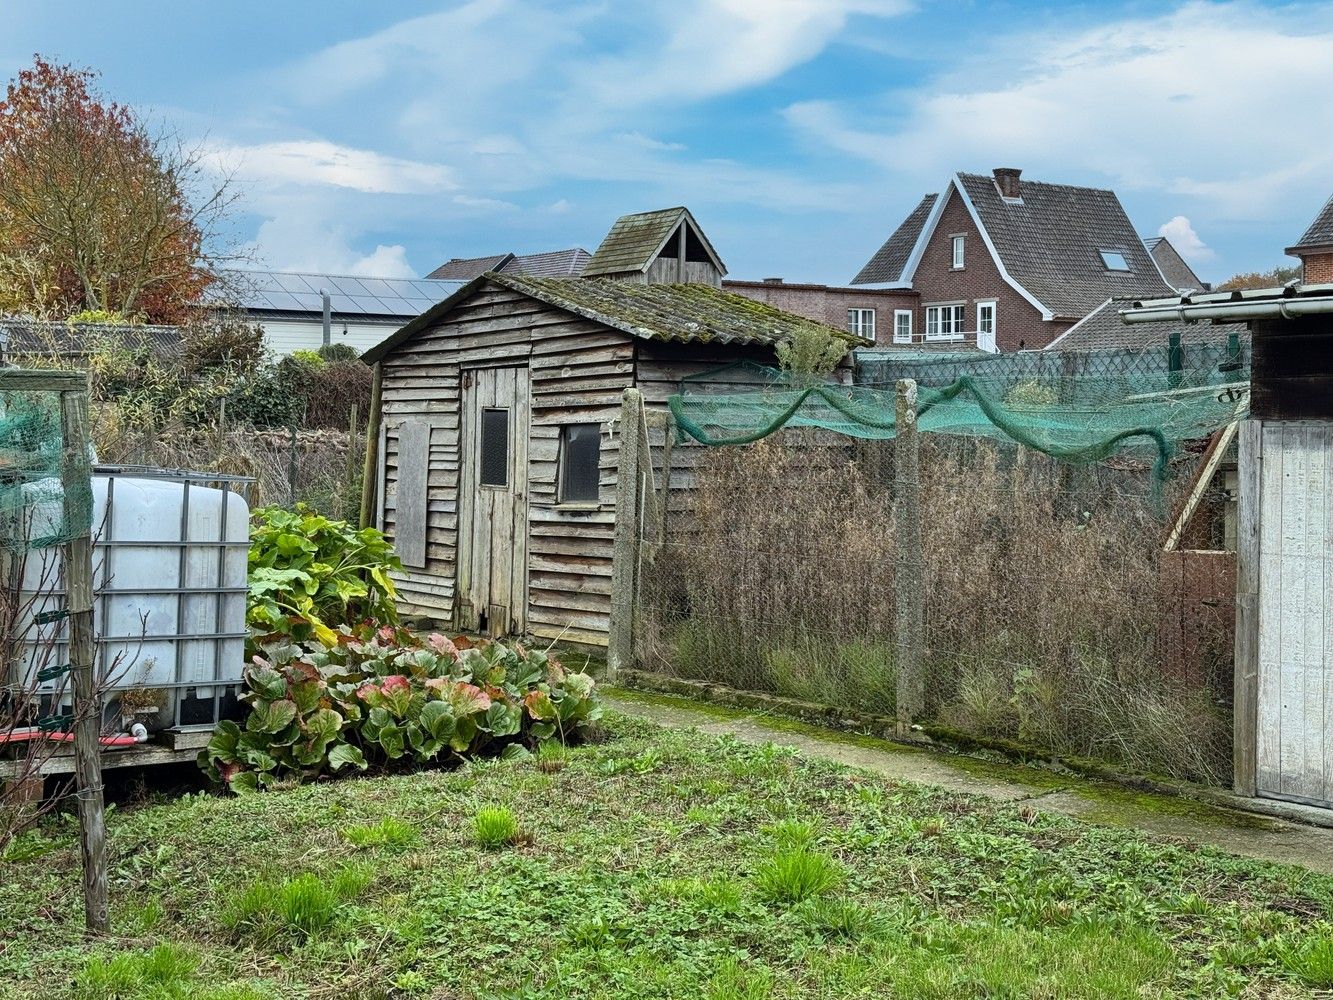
993,167,1022,199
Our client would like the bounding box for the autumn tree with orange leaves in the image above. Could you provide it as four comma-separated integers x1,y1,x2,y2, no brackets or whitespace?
0,56,237,323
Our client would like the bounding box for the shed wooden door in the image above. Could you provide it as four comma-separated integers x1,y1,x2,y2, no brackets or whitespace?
1255,421,1333,807
458,366,530,637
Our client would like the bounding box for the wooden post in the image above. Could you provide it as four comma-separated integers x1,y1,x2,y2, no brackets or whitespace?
608,388,643,682
894,378,924,731
359,362,383,529
344,402,359,521
286,425,298,505
59,382,108,934
1233,418,1261,797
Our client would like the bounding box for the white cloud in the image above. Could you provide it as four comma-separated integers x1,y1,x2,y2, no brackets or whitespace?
578,0,911,108
244,206,418,277
785,2,1333,219
210,140,456,194
1158,216,1214,262
453,194,520,211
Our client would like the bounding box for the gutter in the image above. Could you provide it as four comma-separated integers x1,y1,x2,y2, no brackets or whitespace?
1121,294,1333,324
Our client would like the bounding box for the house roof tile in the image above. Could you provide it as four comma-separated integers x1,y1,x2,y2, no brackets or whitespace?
851,194,937,285
1145,236,1207,292
1287,193,1333,253
1044,297,1246,352
425,248,592,281
955,172,1173,319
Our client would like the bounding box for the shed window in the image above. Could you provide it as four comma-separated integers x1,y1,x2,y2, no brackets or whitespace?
479,407,509,487
558,423,601,503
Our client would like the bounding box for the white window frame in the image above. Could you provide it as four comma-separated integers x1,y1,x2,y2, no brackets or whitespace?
893,309,913,344
976,300,997,352
951,234,965,269
847,308,875,342
924,302,966,342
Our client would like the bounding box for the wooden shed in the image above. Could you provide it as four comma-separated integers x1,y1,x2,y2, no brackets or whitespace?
360,212,853,648
1125,283,1333,811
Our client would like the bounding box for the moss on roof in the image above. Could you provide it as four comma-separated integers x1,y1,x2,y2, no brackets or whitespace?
495,273,863,347
583,207,726,278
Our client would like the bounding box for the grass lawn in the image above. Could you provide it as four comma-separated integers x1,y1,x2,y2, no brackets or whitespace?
3,713,1333,999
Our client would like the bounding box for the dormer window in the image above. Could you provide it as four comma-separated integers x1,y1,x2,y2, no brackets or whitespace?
951,235,965,269
1099,250,1131,271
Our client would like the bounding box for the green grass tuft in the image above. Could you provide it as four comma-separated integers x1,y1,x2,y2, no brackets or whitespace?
75,944,198,999
1281,933,1333,986
472,805,520,849
342,817,418,850
753,846,843,905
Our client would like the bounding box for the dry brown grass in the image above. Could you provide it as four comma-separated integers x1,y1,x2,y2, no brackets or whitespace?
637,433,1233,784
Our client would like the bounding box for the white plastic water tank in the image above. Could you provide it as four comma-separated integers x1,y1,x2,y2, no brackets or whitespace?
17,468,251,730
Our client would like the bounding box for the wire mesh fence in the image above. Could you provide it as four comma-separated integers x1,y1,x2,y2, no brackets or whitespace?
631,424,1237,785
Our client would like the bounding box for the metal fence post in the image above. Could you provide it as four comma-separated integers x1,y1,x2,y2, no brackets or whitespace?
608,388,643,682
894,378,925,730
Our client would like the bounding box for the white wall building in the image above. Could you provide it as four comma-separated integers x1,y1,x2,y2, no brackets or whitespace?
219,270,463,356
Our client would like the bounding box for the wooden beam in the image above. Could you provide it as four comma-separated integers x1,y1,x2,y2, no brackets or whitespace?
1164,421,1238,552
1233,418,1261,798
359,361,384,529
59,383,108,934
607,388,643,681
0,370,88,392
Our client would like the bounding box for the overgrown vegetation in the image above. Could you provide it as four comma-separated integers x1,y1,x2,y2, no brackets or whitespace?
3,716,1331,998
247,504,402,650
199,624,602,791
641,433,1232,783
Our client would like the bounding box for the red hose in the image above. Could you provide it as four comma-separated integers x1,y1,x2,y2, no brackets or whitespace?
0,730,140,747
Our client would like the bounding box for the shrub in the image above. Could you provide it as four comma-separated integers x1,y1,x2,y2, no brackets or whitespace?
290,349,326,368
247,504,401,649
199,626,602,792
472,805,520,849
318,342,360,363
753,846,842,904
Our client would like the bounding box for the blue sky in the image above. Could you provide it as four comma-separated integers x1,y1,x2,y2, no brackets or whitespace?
6,1,1333,285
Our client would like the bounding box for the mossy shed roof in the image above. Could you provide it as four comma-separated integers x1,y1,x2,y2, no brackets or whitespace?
582,207,726,277
362,273,866,363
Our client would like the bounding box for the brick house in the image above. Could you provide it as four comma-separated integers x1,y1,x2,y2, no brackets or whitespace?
1286,194,1333,284
721,278,917,346
850,168,1174,352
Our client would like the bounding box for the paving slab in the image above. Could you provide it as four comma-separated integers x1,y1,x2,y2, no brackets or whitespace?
607,691,1333,875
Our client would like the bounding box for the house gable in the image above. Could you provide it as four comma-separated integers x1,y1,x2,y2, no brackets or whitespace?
906,186,1059,351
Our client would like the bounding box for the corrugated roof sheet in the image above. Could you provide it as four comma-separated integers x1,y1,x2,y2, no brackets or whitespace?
1288,192,1333,252
956,172,1173,319
1146,236,1206,292
363,273,864,363
216,269,463,318
0,317,182,358
1046,297,1246,352
851,194,938,285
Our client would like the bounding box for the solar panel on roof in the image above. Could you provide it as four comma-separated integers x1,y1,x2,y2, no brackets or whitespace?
273,272,317,294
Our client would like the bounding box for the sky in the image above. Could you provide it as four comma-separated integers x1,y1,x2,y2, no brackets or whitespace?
5,0,1333,286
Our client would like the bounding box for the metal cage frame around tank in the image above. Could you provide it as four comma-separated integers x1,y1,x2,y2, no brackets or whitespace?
35,465,256,730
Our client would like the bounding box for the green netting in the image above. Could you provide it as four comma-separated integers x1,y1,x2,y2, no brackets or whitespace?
668,354,1249,483
0,390,93,550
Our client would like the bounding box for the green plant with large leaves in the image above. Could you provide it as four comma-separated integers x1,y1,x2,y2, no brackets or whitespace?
199,625,601,793
247,505,402,650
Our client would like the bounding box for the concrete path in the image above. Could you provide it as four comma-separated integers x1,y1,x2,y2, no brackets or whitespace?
607,691,1333,875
